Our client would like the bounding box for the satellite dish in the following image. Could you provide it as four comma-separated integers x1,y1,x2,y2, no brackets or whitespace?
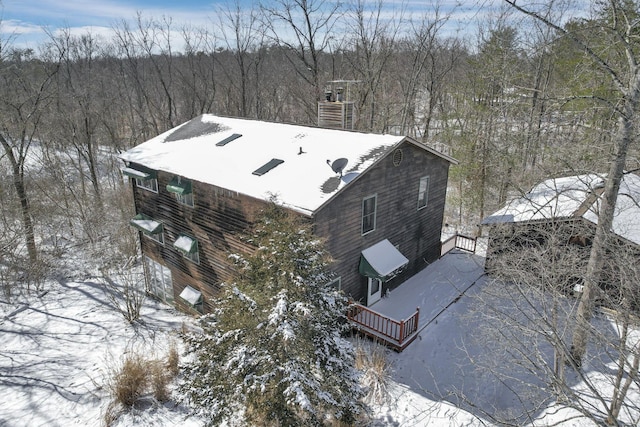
330,158,348,177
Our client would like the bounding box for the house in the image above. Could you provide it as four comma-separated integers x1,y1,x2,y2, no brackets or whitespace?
482,172,640,304
120,114,457,314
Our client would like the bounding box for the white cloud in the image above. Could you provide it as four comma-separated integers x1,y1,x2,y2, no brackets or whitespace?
0,19,44,35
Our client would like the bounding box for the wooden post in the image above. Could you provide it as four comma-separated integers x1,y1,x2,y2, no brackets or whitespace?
398,320,405,345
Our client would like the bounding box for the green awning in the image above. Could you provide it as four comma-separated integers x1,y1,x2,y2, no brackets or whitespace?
130,213,163,234
174,235,198,254
166,176,192,195
122,165,157,180
359,239,409,282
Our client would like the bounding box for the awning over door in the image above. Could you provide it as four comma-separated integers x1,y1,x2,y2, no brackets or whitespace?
359,239,409,282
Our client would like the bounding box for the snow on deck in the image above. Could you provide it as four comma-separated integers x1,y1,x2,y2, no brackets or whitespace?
370,250,485,325
119,115,407,215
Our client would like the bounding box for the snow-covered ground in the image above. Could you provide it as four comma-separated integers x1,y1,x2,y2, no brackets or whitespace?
0,244,202,427
1,244,636,426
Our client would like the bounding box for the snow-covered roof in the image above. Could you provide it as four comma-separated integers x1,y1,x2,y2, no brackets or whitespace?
483,173,640,246
120,115,454,215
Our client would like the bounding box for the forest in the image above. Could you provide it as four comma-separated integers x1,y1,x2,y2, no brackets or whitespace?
0,0,638,260
0,1,638,305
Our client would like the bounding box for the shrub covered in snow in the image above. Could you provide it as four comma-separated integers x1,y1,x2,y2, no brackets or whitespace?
181,204,364,426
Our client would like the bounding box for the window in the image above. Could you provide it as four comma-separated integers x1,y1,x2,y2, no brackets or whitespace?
135,177,158,193
179,285,203,313
417,176,430,210
122,165,158,193
174,235,200,264
327,277,341,291
176,192,194,207
362,195,377,235
145,256,174,304
167,176,194,207
146,228,164,244
130,213,164,245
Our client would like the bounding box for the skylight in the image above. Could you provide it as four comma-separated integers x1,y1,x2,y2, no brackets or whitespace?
252,159,284,176
216,133,242,146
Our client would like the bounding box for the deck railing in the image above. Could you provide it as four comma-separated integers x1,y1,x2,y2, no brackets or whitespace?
346,303,420,351
441,233,477,256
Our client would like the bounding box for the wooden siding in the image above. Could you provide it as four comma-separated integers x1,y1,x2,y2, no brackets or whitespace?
128,139,451,312
131,167,266,313
313,141,451,303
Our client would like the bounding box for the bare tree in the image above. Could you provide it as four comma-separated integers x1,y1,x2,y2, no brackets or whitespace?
504,0,640,367
46,29,109,213
0,47,59,265
480,218,640,425
344,0,401,132
177,25,218,119
261,0,342,121
216,0,266,118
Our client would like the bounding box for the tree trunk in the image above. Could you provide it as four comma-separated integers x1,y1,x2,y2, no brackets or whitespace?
571,72,640,366
0,135,38,264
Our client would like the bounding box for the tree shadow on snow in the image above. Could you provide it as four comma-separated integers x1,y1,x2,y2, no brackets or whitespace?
383,278,624,426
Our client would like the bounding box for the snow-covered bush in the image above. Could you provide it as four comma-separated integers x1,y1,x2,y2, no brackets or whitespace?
181,204,365,426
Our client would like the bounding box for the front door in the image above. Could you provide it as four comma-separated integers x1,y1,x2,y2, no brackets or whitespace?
367,277,382,306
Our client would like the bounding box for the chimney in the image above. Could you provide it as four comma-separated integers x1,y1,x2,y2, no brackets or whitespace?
317,80,357,130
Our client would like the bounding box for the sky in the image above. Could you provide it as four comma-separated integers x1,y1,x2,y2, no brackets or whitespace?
1,0,493,51
0,0,591,53
1,0,222,48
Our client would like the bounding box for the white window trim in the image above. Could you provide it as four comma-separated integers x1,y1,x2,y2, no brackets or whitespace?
144,229,164,245
144,256,174,304
135,177,158,193
417,176,430,210
176,191,194,207
362,194,377,235
327,277,342,291
184,248,200,264
175,235,200,265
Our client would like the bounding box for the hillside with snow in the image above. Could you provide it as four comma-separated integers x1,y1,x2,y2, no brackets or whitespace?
2,238,637,426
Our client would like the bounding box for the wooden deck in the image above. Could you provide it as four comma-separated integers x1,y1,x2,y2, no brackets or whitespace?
440,233,477,256
348,235,479,351
346,303,420,352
